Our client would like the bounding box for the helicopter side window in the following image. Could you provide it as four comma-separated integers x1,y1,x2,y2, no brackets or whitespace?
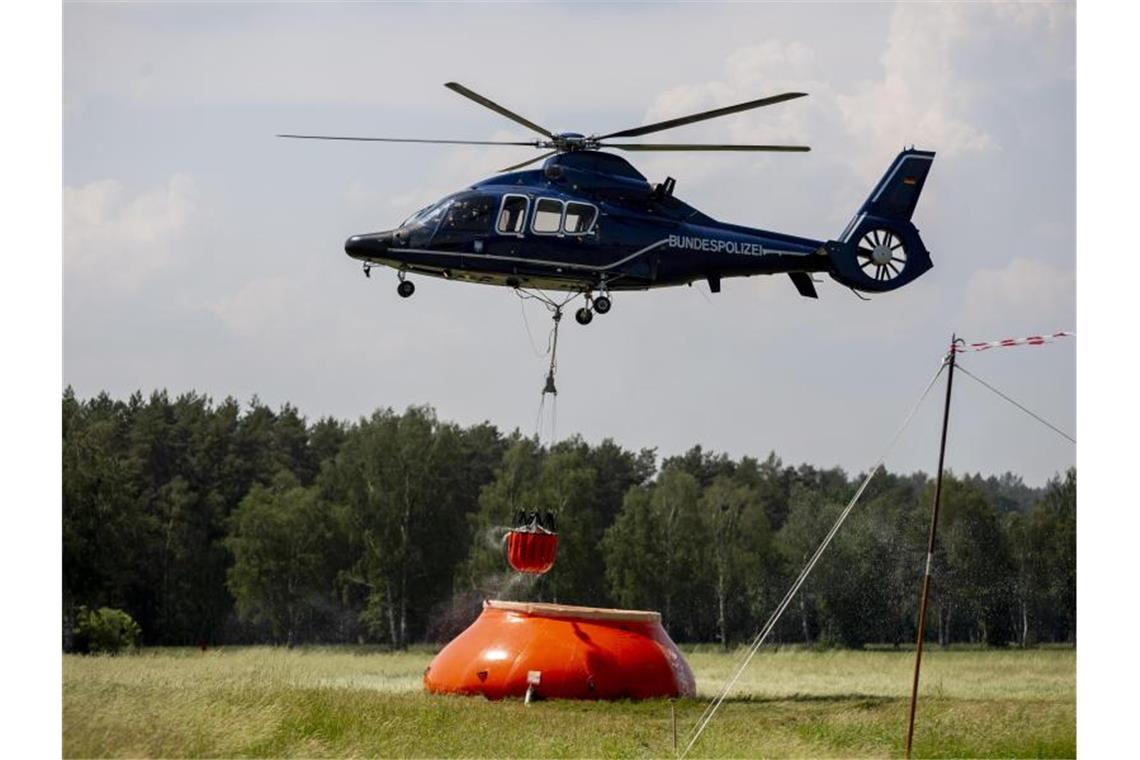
497,194,529,235
440,193,495,232
532,198,564,234
563,202,597,234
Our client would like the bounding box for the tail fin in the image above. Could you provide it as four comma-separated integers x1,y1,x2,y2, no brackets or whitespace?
829,149,936,293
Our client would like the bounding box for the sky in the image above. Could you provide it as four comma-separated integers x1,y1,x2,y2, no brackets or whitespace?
62,1,1076,486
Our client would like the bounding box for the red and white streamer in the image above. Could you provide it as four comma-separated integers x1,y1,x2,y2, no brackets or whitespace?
951,331,1074,353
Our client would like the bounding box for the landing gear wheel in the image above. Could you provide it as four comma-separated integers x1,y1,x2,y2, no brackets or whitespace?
397,280,415,298
575,307,593,325
593,295,611,315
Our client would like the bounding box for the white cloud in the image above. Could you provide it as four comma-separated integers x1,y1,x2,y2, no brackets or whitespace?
64,173,196,290
837,2,1073,176
961,258,1075,335
210,275,305,339
640,39,829,147
345,180,391,216
836,4,996,173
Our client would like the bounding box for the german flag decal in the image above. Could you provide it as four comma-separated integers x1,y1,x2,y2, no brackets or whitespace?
903,176,917,185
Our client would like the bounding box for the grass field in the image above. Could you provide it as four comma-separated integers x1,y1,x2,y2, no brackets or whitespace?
63,645,1074,758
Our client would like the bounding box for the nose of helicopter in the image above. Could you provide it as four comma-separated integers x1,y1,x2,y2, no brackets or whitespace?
344,232,392,259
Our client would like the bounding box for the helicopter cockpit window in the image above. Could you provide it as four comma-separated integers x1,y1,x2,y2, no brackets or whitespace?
563,202,597,234
440,193,496,232
497,194,529,235
401,198,450,228
532,198,563,234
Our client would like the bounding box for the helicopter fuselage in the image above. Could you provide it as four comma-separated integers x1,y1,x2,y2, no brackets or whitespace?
345,151,829,295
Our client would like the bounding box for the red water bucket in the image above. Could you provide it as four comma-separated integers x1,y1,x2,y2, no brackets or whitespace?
505,529,559,574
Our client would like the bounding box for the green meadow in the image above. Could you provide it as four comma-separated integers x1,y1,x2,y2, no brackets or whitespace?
63,646,1074,758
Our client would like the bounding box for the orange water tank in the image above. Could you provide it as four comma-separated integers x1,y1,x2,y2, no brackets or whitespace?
423,600,696,700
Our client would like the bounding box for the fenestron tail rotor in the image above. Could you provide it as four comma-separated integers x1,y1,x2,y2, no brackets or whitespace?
856,229,909,282
278,82,811,166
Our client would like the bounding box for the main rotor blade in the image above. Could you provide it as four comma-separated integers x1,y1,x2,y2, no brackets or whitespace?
602,143,811,152
598,92,807,140
444,82,554,139
498,151,557,173
277,134,539,146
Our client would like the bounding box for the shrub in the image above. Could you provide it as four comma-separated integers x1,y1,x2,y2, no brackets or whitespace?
73,606,141,654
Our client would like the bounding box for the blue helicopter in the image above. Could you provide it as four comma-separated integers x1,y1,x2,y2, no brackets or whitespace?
281,82,935,325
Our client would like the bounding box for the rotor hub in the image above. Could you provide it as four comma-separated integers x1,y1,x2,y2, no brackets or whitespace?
871,243,893,266
543,133,599,152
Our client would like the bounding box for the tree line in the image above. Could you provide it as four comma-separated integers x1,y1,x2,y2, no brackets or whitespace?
62,389,1075,649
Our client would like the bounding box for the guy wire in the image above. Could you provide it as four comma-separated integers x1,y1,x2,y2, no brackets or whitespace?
680,358,948,758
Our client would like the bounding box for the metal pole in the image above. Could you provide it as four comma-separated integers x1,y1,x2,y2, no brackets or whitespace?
672,700,678,756
904,334,958,758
